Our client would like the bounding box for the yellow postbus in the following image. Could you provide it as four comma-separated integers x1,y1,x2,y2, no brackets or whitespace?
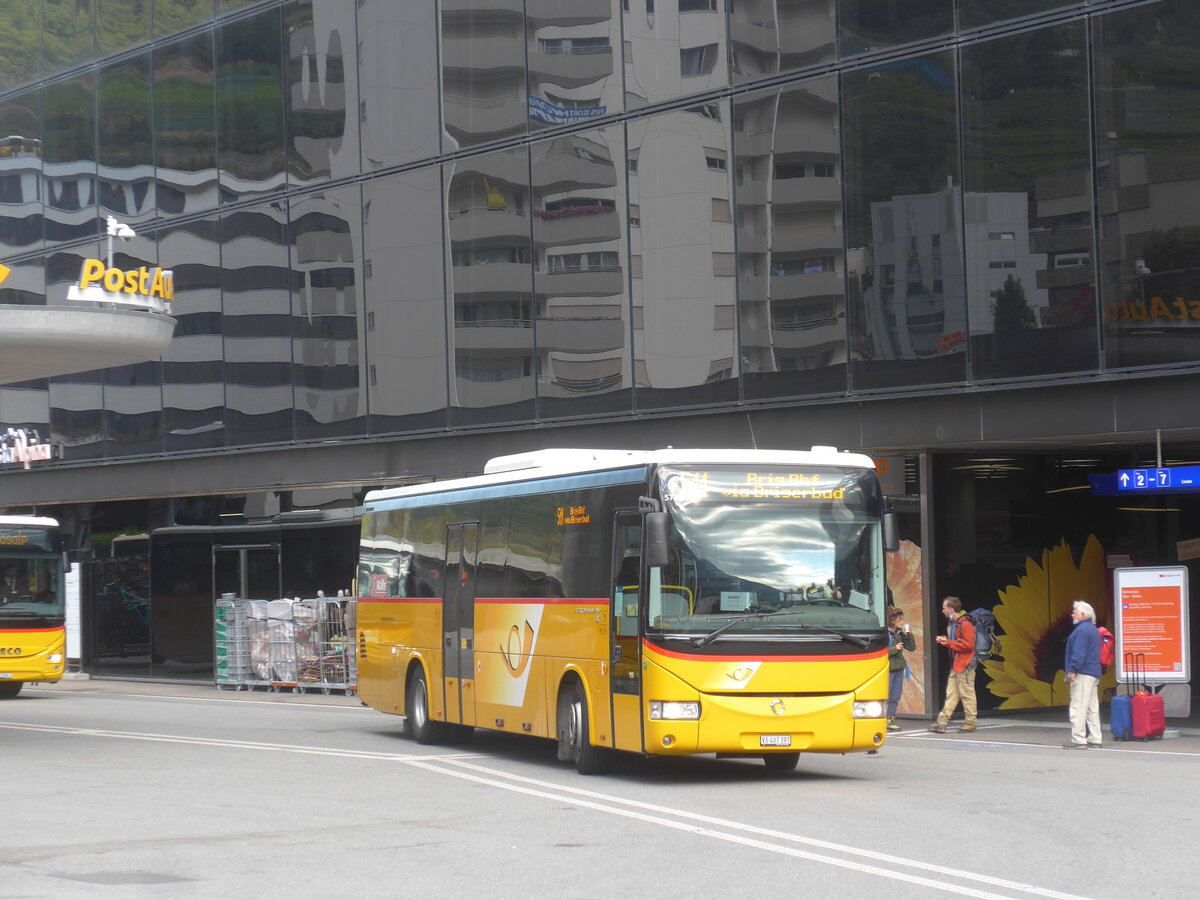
0,516,67,698
356,448,897,773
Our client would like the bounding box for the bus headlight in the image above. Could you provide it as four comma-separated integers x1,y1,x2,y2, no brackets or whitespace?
649,701,701,720
48,653,63,663
852,700,885,719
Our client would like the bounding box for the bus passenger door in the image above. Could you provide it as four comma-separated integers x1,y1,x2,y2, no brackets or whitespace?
610,515,643,753
442,524,478,727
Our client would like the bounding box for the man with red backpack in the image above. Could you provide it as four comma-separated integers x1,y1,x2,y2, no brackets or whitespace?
928,596,978,734
1063,600,1103,749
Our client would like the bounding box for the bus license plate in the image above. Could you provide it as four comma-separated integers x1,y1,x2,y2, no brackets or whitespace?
760,735,791,747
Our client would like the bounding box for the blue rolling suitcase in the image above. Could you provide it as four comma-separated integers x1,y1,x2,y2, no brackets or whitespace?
1111,652,1134,741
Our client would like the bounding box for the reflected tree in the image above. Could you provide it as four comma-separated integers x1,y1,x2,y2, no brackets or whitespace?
993,275,1035,331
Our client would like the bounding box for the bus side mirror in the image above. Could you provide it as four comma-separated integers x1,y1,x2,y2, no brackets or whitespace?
645,512,670,568
883,513,899,553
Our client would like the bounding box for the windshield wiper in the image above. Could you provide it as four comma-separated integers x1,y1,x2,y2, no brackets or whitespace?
691,611,786,648
799,623,870,649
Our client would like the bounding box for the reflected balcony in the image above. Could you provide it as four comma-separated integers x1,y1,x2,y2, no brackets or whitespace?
771,176,841,206
536,315,625,353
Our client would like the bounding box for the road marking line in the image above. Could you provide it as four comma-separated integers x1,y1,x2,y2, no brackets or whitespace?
25,687,370,711
1,720,1091,900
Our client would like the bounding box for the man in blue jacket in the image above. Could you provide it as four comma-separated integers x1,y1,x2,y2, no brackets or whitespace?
1064,600,1102,749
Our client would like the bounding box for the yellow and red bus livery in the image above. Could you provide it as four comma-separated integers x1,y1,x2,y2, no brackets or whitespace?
357,448,896,773
0,516,67,698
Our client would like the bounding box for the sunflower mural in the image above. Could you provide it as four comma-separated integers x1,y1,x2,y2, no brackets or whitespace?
984,535,1117,709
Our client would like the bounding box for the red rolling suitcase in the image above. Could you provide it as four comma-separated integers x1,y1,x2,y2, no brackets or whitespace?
1130,653,1166,741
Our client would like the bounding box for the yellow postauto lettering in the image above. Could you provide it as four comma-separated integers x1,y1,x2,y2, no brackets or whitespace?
77,259,173,301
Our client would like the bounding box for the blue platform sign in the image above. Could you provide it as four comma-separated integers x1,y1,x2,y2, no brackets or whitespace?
1117,466,1200,491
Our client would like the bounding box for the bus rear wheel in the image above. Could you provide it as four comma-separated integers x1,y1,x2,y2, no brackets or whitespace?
762,752,799,771
0,682,22,699
406,668,449,745
557,680,611,775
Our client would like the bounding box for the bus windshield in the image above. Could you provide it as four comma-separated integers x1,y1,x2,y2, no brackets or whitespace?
646,465,886,638
0,523,65,626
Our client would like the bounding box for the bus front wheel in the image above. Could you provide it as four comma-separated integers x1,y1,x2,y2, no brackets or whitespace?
557,680,611,775
0,682,22,699
762,752,800,771
406,668,448,745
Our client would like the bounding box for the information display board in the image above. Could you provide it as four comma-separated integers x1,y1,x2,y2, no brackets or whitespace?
1113,566,1190,684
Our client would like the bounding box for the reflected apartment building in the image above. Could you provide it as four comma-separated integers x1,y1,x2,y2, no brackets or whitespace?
3,1,1200,717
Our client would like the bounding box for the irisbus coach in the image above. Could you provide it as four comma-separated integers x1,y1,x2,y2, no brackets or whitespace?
356,448,897,773
0,516,67,698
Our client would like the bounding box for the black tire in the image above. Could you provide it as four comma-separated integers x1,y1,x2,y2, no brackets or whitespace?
762,752,800,772
0,682,22,699
557,679,611,775
406,667,449,745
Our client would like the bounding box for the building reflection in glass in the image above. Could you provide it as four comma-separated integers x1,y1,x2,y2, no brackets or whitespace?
216,7,285,202
446,147,536,426
284,0,359,187
731,0,835,83
222,203,293,447
1095,0,1200,370
838,0,953,57
42,72,97,244
962,24,1097,378
526,0,622,136
290,186,366,440
47,245,104,461
624,0,728,110
357,1,439,170
161,218,225,451
0,93,44,253
844,53,967,390
629,102,738,408
363,167,449,434
441,0,528,149
531,126,631,418
98,53,156,226
155,32,219,216
102,236,163,457
737,78,848,400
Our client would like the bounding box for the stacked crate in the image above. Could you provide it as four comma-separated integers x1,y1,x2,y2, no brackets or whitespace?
214,598,251,687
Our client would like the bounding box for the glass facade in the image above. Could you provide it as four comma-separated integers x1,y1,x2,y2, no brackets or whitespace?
0,0,1193,454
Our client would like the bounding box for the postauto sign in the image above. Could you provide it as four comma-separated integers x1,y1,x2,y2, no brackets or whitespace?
65,258,173,313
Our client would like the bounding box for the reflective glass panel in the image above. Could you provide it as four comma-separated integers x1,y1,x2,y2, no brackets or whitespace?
358,0,439,170
155,0,214,37
363,166,449,434
98,54,155,225
737,78,849,400
446,147,536,426
625,2,729,110
844,53,966,390
42,73,97,244
47,244,104,461
216,8,285,202
0,257,44,307
42,0,95,75
155,33,219,216
0,0,39,92
290,185,367,440
837,0,953,57
161,218,226,451
221,202,293,447
0,93,44,252
90,500,152,677
283,0,360,186
219,0,255,10
0,377,50,443
96,0,152,57
526,0,622,134
731,0,835,83
441,0,528,148
1095,1,1200,370
629,102,738,409
531,126,632,418
98,229,161,457
961,25,1098,379
959,0,1071,31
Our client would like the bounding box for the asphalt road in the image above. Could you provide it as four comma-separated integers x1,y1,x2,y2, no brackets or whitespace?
2,680,1196,899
